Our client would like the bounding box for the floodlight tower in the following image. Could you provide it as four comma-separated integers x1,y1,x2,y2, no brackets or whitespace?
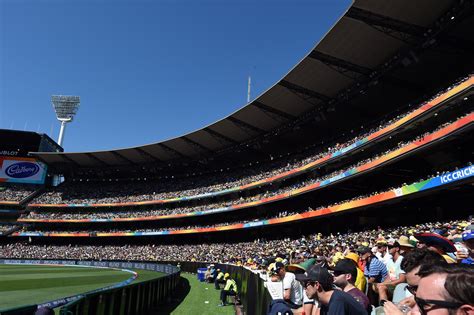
51,95,80,147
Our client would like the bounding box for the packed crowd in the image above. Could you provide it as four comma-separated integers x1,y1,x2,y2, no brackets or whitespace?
0,224,18,235
18,163,460,234
24,113,471,222
31,76,471,206
19,211,297,234
3,218,473,314
1,218,471,265
0,184,38,202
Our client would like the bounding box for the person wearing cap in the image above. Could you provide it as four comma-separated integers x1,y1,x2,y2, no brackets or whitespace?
218,273,238,306
333,259,370,312
375,241,406,303
296,265,366,315
375,239,392,266
345,252,367,293
214,268,225,289
458,225,474,264
288,258,319,315
276,261,304,310
358,245,388,284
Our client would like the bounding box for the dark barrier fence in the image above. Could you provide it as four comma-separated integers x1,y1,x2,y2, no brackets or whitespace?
59,272,180,315
0,259,180,315
0,305,38,315
158,260,272,315
0,259,271,315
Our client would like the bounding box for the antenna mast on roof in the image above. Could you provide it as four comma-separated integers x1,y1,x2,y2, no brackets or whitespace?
247,76,251,103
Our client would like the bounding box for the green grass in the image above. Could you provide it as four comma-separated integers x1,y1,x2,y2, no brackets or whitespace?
162,273,234,315
0,264,165,310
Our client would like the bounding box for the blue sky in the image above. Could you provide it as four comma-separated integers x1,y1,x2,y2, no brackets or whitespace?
0,0,349,152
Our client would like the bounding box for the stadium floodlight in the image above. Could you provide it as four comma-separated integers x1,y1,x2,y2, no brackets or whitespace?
51,95,80,147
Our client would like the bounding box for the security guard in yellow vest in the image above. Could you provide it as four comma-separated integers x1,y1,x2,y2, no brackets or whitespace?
214,269,225,289
218,273,238,306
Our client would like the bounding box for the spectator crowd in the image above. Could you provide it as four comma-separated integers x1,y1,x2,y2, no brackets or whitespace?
30,75,472,207
25,112,472,222
1,217,473,314
0,184,38,202
18,164,470,237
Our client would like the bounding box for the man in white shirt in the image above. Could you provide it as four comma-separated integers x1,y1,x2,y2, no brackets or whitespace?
375,240,406,302
272,261,304,310
375,239,393,266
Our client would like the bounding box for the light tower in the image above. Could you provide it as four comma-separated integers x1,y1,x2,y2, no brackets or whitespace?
51,95,80,147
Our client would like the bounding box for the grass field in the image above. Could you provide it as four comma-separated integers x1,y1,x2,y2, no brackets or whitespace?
151,273,234,315
0,264,165,310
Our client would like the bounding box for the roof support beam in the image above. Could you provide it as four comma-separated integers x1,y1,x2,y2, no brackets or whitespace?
308,50,373,78
346,7,426,43
227,116,265,134
204,128,239,145
86,153,110,166
59,155,82,168
134,147,163,163
347,6,474,53
309,50,423,91
252,101,295,121
182,137,213,154
158,143,187,159
279,80,332,103
111,151,136,165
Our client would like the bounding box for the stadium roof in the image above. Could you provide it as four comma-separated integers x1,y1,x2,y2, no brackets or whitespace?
32,0,474,172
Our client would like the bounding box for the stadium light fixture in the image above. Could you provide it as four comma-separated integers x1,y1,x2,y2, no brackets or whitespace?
51,95,80,147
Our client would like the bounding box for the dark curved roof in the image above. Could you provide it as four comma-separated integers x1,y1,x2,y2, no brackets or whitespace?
33,0,473,170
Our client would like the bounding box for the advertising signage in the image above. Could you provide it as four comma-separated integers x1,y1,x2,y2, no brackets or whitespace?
0,156,48,184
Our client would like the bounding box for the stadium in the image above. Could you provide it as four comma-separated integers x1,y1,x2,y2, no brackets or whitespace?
1,1,474,315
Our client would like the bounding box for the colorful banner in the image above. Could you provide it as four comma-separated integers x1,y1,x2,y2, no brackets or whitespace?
13,163,474,237
20,113,474,224
0,156,47,184
27,77,474,208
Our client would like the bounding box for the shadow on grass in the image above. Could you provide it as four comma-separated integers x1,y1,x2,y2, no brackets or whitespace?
150,277,191,315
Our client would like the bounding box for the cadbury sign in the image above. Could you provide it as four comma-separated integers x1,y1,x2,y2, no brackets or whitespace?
0,157,47,184
5,162,40,178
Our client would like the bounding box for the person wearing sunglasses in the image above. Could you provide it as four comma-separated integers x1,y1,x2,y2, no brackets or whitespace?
382,250,450,315
296,265,367,315
412,264,474,314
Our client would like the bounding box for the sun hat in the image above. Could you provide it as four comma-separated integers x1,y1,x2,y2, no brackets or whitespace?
414,233,456,252
345,252,360,264
398,235,414,248
287,258,316,273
